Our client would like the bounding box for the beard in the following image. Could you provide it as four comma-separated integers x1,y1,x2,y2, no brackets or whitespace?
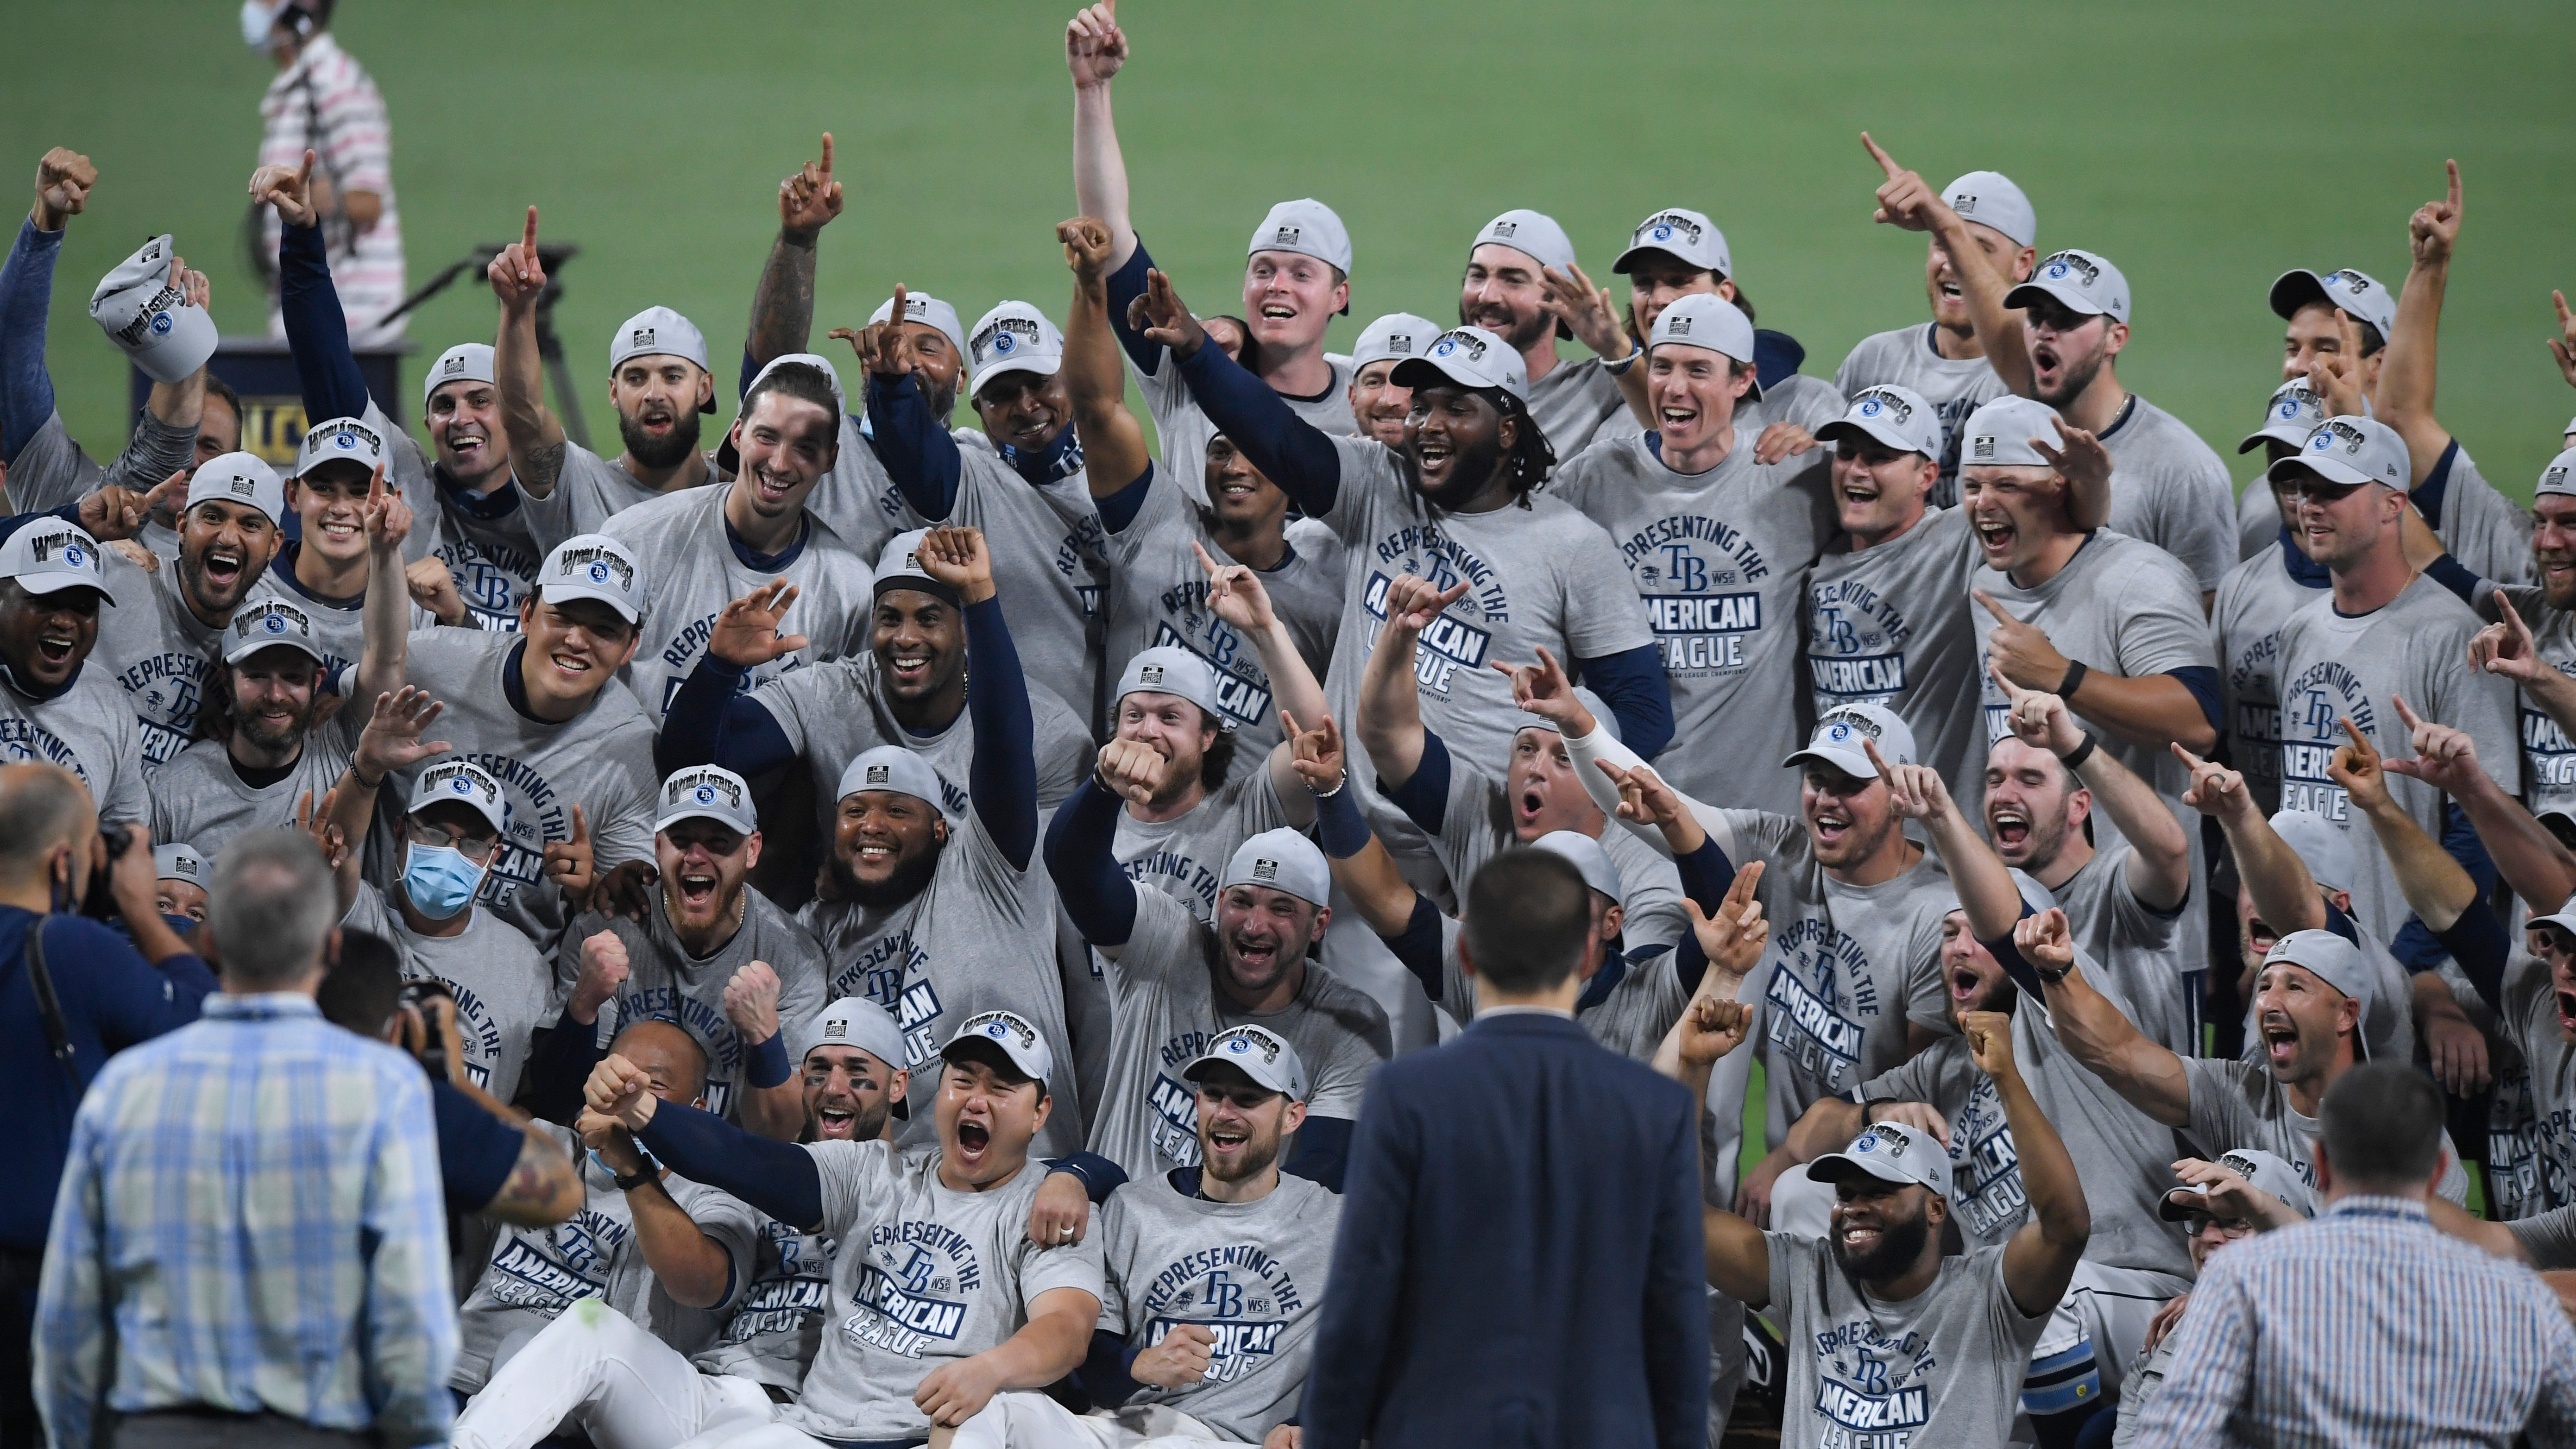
2034,338,2109,409
1830,1200,1934,1281
621,407,704,470
1461,300,1552,355
1405,430,1508,514
237,701,313,753
1202,1125,1284,1185
825,836,945,910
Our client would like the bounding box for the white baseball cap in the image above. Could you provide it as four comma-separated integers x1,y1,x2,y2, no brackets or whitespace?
2158,1147,2319,1222
867,292,968,362
412,759,509,837
2535,447,2576,500
1942,172,2036,250
2006,249,2130,325
293,416,385,482
1389,326,1529,404
1248,199,1353,278
940,1008,1053,1087
221,598,325,666
2268,268,2397,346
2239,379,2330,456
966,301,1064,395
2260,929,2374,1014
1649,292,1757,372
872,529,956,603
1221,828,1332,909
154,842,208,888
423,343,496,408
1350,312,1444,372
187,450,289,526
794,995,911,1118
836,744,944,808
1468,209,1576,276
2265,416,2411,494
1115,645,1232,730
656,764,759,838
1783,703,1915,778
1182,1023,1310,1101
743,352,848,415
1810,1121,1950,1197
2266,809,2355,897
610,307,716,414
535,534,646,623
1530,830,1623,905
89,236,217,384
1961,395,2068,470
0,520,115,606
1816,384,1943,459
1612,208,1732,279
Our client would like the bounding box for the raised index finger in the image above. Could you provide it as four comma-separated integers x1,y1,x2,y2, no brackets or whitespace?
818,132,835,177
2390,693,2424,732
2444,157,2462,214
523,205,539,256
1860,131,1900,179
2339,714,2374,753
1972,589,2017,628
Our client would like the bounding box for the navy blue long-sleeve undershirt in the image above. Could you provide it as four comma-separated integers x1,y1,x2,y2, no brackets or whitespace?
0,220,62,463
278,220,371,423
864,372,962,519
960,595,1039,869
1046,778,1134,949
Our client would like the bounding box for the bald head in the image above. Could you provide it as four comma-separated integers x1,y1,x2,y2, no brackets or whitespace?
0,763,95,888
611,1019,709,1106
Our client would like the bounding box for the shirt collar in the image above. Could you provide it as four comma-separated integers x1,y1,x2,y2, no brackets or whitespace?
202,991,321,1021
2325,1193,2431,1224
1475,1002,1575,1021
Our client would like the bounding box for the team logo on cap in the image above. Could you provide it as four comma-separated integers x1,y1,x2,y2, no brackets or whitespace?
1251,857,1280,882
444,353,467,377
865,763,891,785
2318,420,2368,456
1667,314,1694,337
335,431,356,450
451,776,472,795
670,769,742,812
150,312,173,337
113,285,186,348
2549,466,2570,490
986,1020,1008,1039
2040,251,2099,287
2326,271,2366,296
1972,435,1996,460
1490,220,1518,239
1821,708,1883,743
554,544,633,590
29,530,90,571
1855,1133,1878,1154
1272,224,1300,246
632,327,656,349
1854,389,1912,424
1138,662,1166,686
1431,329,1488,361
695,785,715,804
972,315,1042,364
1639,212,1702,247
1386,333,1415,354
263,612,286,634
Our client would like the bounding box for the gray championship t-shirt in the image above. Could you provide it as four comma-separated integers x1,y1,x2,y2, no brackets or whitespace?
519,440,722,552
2097,395,2236,595
560,890,829,1124
2050,843,2193,1057
693,1213,839,1394
1806,508,1984,792
0,662,148,827
1858,983,2192,1278
91,550,226,771
786,1143,1105,1443
1100,464,1341,756
388,629,661,952
3,410,195,516
2181,1055,2470,1203
795,809,1082,1158
1091,886,1392,1184
344,882,551,1106
1766,1234,2049,1449
149,710,363,855
1094,1172,1342,1443
1833,324,2012,510
2271,574,2515,946
451,1121,762,1390
1551,429,1837,814
1316,435,1654,816
2481,586,2576,819
374,402,545,633
753,649,1093,835
2430,442,2532,586
1524,354,1623,462
601,485,874,725
1112,767,1296,926
2481,951,2576,1222
2212,542,2328,817
889,443,1109,729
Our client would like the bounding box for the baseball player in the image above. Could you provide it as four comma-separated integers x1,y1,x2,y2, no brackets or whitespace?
1345,312,1443,446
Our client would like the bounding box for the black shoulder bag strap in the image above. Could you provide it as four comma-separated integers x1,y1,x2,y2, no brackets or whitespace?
24,915,81,1093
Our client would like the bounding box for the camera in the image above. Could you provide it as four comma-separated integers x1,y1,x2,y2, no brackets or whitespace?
398,977,456,1082
81,824,142,921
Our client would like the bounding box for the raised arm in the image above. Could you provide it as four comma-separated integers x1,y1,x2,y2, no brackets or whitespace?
1058,216,1151,498
1043,770,1141,956
1652,996,1773,1304
841,285,963,519
2174,743,2324,936
331,686,453,909
581,1111,739,1308
920,527,1038,868
601,1060,825,1232
1864,132,2030,396
2013,907,2193,1129
487,206,567,498
1969,1009,2089,1315
2331,715,2479,932
1996,666,2189,909
1979,591,2218,754
251,150,369,423
651,581,807,780
746,135,841,368
356,462,410,707
2375,161,2461,487
2383,694,2576,915
1065,3,1135,268
1197,542,1326,823
1145,271,1343,514
2470,593,2576,747
2,150,91,464
1873,735,2023,940
1355,573,1468,790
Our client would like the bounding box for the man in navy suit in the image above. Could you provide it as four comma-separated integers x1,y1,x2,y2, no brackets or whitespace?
1300,847,1709,1449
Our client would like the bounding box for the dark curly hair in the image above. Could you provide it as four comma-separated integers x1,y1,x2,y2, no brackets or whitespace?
1491,390,1556,506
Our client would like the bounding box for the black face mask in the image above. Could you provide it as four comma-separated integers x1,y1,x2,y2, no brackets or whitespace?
1830,1196,1934,1282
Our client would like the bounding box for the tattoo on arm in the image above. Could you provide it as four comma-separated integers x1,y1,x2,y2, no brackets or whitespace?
747,234,819,367
485,1125,579,1225
520,440,568,497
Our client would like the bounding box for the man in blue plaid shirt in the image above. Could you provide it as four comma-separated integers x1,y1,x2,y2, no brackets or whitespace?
34,830,456,1449
2133,1063,2576,1447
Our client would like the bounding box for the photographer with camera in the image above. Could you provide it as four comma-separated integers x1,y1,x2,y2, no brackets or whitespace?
316,929,581,1232
0,762,214,1447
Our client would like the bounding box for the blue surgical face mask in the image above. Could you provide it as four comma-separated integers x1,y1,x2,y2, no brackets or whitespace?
401,843,485,921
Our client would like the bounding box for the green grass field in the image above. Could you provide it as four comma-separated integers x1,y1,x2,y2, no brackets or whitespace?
10,0,2576,498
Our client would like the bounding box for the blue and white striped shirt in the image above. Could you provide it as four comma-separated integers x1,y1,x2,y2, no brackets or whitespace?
33,992,455,1448
2133,1195,2576,1447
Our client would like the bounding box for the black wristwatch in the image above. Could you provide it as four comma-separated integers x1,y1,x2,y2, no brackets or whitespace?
613,1166,659,1192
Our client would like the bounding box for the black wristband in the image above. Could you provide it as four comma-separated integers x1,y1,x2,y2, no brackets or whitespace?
2034,958,2072,986
2057,730,2098,773
613,1167,658,1192
2057,658,2089,700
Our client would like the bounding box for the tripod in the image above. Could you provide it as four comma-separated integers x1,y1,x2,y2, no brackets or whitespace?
379,241,590,448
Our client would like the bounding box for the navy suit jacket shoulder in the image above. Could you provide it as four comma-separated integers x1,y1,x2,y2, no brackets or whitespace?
1299,1011,1709,1449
